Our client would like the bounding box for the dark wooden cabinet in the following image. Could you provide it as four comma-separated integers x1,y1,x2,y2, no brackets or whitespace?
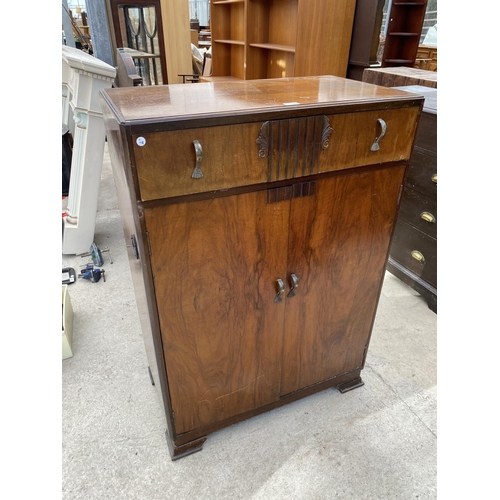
100,76,423,459
387,85,437,312
346,0,385,81
382,0,428,68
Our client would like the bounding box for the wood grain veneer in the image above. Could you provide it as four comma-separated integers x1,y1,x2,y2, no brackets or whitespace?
100,75,423,459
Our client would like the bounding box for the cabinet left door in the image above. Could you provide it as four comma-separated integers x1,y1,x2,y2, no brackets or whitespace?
143,189,289,434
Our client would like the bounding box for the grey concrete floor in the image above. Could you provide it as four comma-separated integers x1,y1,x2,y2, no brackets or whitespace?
62,144,437,499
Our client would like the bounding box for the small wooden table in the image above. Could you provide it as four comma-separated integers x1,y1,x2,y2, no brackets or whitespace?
362,66,437,88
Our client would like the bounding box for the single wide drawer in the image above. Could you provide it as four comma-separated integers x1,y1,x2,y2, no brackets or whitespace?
132,106,420,201
390,221,437,287
398,188,437,239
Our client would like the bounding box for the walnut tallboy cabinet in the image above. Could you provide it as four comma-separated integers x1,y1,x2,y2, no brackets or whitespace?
100,76,423,460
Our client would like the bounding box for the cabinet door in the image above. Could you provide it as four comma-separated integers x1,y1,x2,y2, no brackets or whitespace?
280,167,405,395
144,190,289,434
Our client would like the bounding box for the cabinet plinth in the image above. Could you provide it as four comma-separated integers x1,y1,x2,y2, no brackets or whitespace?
100,76,423,459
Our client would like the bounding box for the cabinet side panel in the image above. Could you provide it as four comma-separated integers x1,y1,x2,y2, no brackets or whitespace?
101,103,172,425
281,166,405,395
144,191,289,434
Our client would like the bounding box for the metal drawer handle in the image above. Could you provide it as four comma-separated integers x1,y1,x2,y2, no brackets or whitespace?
191,140,203,179
287,274,299,298
431,174,437,184
411,250,425,263
274,279,285,303
420,212,436,223
370,118,387,152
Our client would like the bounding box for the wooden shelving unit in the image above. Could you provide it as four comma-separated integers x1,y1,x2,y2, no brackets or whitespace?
210,0,356,80
382,0,428,68
210,0,246,79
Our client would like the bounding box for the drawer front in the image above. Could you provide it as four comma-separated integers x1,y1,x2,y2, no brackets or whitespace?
132,122,268,201
407,150,437,199
390,221,437,287
398,188,437,239
259,106,420,182
321,106,421,173
132,105,421,201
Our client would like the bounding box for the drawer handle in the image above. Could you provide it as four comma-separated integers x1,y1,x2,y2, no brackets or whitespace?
431,173,437,184
411,250,425,263
370,118,387,152
191,140,204,179
287,274,299,298
420,212,436,223
274,279,285,303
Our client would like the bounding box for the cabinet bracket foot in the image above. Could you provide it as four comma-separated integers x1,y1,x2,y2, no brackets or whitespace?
337,376,364,393
168,433,207,461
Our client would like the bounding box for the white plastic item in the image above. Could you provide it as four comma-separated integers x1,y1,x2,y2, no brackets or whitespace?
62,285,74,360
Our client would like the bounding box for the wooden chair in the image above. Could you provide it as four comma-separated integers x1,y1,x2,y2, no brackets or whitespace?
115,48,143,87
179,46,212,83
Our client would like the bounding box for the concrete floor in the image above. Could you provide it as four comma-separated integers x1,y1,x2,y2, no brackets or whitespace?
62,144,437,500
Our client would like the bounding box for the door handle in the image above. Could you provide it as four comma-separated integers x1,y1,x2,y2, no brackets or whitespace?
274,279,285,303
287,274,299,298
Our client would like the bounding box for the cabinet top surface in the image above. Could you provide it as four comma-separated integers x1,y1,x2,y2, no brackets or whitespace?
101,76,423,125
393,85,437,114
363,67,438,80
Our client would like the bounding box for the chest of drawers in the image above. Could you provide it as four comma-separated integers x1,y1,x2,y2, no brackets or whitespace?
100,76,423,459
387,85,437,312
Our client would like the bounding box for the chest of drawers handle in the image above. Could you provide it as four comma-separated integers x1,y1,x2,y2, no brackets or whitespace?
431,174,437,184
370,118,387,152
420,212,436,223
411,250,426,263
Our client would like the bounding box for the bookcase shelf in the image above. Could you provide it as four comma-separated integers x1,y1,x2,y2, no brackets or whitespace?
249,43,296,53
214,39,245,45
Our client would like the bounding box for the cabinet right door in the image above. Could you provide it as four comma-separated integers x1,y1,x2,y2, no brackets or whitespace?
280,166,405,396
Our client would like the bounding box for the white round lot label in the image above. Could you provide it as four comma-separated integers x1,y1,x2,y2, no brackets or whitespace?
136,137,146,146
